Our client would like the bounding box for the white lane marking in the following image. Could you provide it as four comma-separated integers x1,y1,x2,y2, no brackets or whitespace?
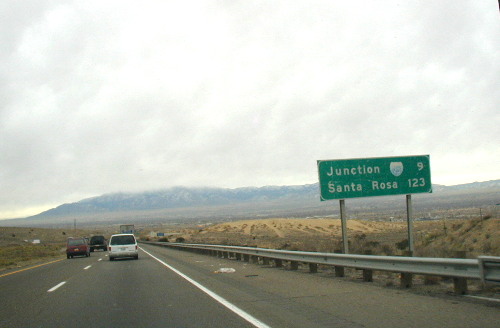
84,265,92,270
465,295,500,303
98,258,102,262
48,281,66,293
140,247,271,328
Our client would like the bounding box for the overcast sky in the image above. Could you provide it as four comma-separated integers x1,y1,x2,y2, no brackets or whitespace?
1,1,499,219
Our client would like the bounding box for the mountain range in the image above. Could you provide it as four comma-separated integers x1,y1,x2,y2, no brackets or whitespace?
2,180,499,227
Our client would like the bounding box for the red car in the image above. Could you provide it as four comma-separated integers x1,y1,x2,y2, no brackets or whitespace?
66,237,90,258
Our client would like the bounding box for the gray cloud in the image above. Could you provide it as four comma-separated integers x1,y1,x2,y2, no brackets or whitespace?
1,0,499,218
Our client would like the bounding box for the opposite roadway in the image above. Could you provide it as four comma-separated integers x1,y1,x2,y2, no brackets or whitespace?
0,243,498,327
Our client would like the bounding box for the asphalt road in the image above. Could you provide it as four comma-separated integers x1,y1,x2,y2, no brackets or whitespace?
1,245,498,328
0,250,256,328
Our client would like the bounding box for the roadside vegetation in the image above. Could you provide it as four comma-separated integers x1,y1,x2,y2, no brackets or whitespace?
0,244,64,268
151,216,498,259
0,227,110,271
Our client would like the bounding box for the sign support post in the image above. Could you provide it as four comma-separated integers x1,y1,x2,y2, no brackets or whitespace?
406,194,414,255
339,199,348,254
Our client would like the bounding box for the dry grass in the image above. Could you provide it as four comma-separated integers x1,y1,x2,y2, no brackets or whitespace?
149,217,499,258
0,227,90,246
0,226,112,271
416,216,499,258
0,244,64,268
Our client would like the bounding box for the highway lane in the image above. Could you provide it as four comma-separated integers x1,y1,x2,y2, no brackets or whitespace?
0,255,97,323
0,251,258,328
1,246,499,328
139,244,500,328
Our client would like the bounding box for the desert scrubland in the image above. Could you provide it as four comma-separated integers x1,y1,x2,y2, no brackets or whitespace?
152,216,499,258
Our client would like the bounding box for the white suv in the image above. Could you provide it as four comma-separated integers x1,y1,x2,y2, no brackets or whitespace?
108,234,138,260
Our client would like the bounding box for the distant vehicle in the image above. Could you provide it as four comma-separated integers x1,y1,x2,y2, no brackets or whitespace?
66,237,90,258
120,224,135,234
89,235,107,252
108,234,138,260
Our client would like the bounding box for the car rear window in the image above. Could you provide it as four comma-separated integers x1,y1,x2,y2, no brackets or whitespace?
110,235,136,245
68,238,85,246
90,236,105,244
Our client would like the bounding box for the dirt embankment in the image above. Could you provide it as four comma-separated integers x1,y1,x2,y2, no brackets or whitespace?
166,217,499,258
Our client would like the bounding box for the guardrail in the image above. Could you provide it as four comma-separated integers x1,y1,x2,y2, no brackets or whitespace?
141,241,500,294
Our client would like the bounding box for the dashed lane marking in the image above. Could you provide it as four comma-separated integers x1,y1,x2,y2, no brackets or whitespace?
48,281,66,293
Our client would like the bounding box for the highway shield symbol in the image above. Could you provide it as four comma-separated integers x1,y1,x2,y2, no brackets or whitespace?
390,162,404,177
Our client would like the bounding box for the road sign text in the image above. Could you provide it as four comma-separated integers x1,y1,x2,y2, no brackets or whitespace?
318,155,432,200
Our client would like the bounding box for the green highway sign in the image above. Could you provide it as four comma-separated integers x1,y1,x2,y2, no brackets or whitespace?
317,155,432,200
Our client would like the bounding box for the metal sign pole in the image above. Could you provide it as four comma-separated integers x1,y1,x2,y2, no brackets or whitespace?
406,194,414,255
340,199,348,254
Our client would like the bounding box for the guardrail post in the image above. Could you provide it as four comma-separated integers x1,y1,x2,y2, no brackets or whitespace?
400,251,413,288
243,254,250,262
262,257,270,265
235,253,242,261
454,277,468,295
400,272,413,288
453,251,468,295
251,255,259,264
309,263,318,273
334,249,345,277
290,261,299,270
363,250,373,282
274,259,283,268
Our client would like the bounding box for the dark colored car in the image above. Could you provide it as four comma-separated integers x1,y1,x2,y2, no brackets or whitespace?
89,235,107,252
66,237,90,258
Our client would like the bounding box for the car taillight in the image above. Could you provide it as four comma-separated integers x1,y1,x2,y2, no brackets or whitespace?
135,245,138,250
108,246,111,251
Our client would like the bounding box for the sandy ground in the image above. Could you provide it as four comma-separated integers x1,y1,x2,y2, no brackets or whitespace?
170,217,498,258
